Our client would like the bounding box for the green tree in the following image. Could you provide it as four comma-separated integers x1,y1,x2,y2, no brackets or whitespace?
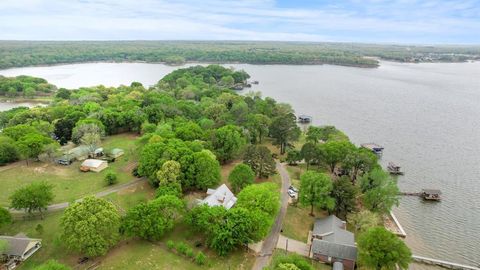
190,150,221,189
16,133,55,165
187,205,269,256
61,196,120,257
299,171,335,215
0,207,12,229
359,168,399,214
236,182,280,218
286,149,302,165
246,114,270,143
72,122,105,144
269,113,300,154
34,260,71,270
318,141,355,172
122,195,184,240
271,253,314,270
343,148,378,182
330,176,358,219
10,182,54,217
228,163,255,192
211,125,245,163
300,142,317,170
306,126,340,143
156,160,181,186
243,145,276,178
80,132,101,157
0,136,18,165
358,227,412,270
347,210,381,233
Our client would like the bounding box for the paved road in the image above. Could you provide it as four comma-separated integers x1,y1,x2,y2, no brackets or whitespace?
252,162,291,270
7,178,145,214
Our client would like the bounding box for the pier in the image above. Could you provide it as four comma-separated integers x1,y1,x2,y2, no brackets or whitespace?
399,189,442,201
413,255,480,270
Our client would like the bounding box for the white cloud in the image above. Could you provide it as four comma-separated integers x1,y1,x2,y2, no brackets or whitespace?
0,0,479,43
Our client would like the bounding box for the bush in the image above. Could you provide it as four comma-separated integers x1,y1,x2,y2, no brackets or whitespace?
35,224,44,235
176,242,188,255
105,171,118,185
195,251,207,265
0,207,12,229
185,247,194,258
166,240,175,250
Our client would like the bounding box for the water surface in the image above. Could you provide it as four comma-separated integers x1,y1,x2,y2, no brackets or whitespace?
1,61,479,266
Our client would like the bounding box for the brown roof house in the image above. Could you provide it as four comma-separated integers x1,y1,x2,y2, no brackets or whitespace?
1,234,41,269
310,215,357,270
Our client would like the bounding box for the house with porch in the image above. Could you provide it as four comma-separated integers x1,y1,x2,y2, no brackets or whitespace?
1,234,42,269
198,184,237,210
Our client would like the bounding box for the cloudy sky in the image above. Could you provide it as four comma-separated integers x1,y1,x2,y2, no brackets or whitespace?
1,0,479,44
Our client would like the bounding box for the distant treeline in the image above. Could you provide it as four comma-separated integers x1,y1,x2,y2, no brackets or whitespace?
0,41,479,70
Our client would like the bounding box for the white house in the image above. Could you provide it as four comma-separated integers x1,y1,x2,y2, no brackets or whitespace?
0,234,42,262
199,184,237,209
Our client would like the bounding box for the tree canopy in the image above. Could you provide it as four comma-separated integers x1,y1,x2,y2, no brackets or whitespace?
299,171,335,215
358,227,412,270
228,163,255,192
10,181,54,217
61,196,120,257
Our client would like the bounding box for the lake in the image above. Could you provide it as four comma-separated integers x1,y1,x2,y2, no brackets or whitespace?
1,61,480,266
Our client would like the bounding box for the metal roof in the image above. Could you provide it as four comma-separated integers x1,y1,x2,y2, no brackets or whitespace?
0,235,41,257
81,159,107,168
312,239,357,261
200,184,237,210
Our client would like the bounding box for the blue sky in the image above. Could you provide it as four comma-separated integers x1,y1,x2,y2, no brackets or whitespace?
1,0,479,44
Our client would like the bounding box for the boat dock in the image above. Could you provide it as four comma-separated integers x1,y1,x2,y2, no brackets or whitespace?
361,143,384,156
413,255,480,270
400,189,442,201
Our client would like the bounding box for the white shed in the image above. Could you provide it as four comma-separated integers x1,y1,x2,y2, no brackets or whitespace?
80,159,108,172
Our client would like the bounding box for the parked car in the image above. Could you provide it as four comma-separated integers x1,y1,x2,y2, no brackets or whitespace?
288,185,298,193
287,189,297,198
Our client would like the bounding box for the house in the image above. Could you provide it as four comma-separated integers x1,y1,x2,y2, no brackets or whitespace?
310,215,357,270
0,234,41,264
67,145,90,161
199,184,237,209
109,148,124,159
80,159,108,172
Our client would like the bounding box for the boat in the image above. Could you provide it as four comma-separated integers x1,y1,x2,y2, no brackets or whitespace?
360,143,384,156
297,115,312,123
387,162,404,175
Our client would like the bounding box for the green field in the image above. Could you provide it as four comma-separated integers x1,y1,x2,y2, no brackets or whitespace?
0,133,139,206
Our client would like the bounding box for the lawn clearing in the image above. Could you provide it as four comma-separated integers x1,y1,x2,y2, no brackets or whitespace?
97,222,255,270
282,205,326,243
0,133,139,206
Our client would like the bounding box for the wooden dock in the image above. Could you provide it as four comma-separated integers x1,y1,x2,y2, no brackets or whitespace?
413,255,480,270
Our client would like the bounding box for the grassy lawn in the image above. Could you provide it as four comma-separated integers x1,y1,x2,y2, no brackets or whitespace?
270,249,331,270
282,205,326,243
98,223,255,270
0,133,139,206
1,183,155,270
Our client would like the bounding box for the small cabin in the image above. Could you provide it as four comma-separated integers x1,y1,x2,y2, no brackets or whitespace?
297,115,312,123
361,143,384,155
421,189,441,201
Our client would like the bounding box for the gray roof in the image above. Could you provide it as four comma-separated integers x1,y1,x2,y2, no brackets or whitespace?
0,235,41,257
312,239,357,261
422,189,441,195
312,215,347,236
312,215,357,260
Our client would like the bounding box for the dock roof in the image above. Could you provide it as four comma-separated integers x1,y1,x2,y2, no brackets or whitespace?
422,189,442,195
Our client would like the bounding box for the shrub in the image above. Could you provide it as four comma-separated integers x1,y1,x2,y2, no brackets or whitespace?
176,242,188,255
195,251,207,265
185,247,194,258
35,224,44,235
105,171,118,185
166,240,175,250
